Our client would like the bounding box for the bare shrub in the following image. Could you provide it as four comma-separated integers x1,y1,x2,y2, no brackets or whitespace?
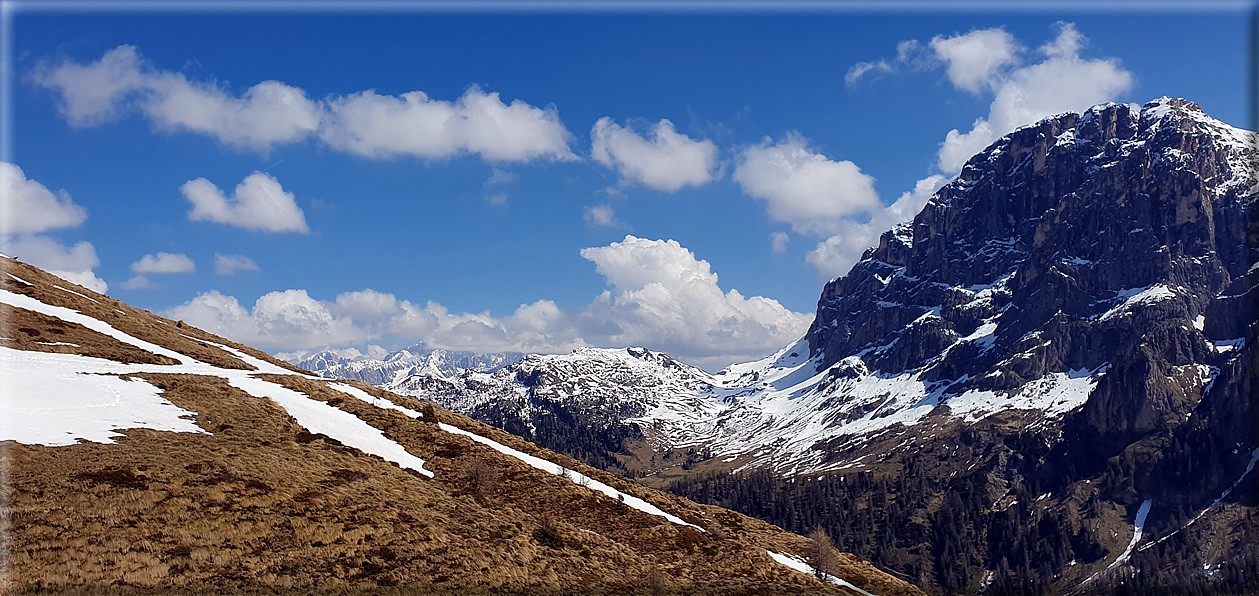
463,458,498,497
675,526,708,550
533,516,564,550
808,526,839,582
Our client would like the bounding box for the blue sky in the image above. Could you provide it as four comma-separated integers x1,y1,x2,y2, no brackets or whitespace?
3,3,1253,368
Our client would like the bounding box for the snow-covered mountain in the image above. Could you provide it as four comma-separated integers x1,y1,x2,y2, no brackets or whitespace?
290,344,522,387
379,97,1258,593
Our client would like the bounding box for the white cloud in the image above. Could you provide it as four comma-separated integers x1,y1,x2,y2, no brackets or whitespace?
845,40,928,86
936,23,1133,174
34,45,576,162
319,86,576,162
770,231,790,253
583,204,625,229
122,252,195,289
0,162,87,235
845,60,893,86
484,168,518,188
578,235,812,365
119,275,150,290
143,77,321,151
928,28,1021,94
33,45,320,151
214,253,260,275
181,171,309,233
937,119,997,175
166,289,367,350
806,174,947,279
1,235,107,293
733,133,881,236
170,236,809,368
482,168,518,205
590,118,719,192
131,252,195,274
48,269,109,294
332,289,403,323
30,45,148,127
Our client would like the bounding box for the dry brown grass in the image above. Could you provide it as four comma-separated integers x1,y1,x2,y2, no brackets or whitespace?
4,370,888,594
0,304,176,365
0,258,309,374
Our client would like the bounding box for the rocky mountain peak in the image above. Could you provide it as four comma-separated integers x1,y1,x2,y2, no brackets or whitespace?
807,98,1254,387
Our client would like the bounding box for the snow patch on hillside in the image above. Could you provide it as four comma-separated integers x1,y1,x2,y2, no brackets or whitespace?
0,347,207,446
766,550,875,595
0,287,432,477
439,422,700,528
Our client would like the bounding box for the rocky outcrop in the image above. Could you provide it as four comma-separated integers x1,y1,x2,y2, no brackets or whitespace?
807,98,1254,443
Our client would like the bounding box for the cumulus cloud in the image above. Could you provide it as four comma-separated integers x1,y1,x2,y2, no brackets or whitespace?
332,289,404,323
928,28,1021,94
845,25,1130,174
167,289,367,350
33,45,576,162
937,23,1133,173
0,162,87,235
170,236,810,368
33,45,320,151
590,118,719,192
812,23,1132,279
733,133,880,236
583,204,625,229
29,45,148,127
578,236,812,365
320,86,576,162
770,231,790,253
1,235,107,293
121,251,195,289
214,253,260,275
131,252,195,274
805,174,948,279
181,171,309,233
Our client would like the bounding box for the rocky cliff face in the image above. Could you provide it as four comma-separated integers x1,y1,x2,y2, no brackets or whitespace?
808,99,1252,443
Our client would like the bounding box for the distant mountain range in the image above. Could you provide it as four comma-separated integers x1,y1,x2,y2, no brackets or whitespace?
291,345,523,387
297,97,1259,595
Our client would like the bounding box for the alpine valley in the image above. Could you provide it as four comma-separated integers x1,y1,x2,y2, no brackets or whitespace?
297,98,1259,595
